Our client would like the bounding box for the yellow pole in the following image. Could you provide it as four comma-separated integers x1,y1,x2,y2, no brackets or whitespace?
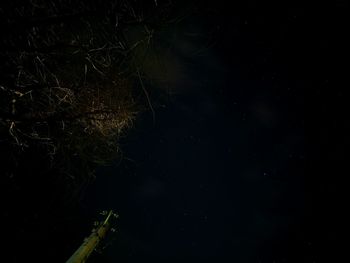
66,210,117,263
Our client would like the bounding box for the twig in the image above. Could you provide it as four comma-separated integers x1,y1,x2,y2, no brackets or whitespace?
136,68,155,124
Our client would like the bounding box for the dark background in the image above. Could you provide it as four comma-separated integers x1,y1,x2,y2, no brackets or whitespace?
85,1,347,262
2,1,348,262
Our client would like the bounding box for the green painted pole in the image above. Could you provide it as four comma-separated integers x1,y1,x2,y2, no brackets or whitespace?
66,210,117,263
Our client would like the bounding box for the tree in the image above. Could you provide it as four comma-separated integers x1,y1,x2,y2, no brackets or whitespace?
0,0,169,185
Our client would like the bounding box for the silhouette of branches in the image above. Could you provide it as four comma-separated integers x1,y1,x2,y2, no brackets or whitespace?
0,0,171,183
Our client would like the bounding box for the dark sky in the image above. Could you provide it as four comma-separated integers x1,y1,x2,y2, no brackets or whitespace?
2,1,346,262
83,2,347,262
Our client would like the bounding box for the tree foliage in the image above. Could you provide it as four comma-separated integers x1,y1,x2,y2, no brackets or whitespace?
0,0,170,185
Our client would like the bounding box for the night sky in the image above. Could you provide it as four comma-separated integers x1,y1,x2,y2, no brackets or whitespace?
83,2,346,262
2,1,347,262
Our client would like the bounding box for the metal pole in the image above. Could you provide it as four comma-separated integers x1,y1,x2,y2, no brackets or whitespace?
66,210,117,263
